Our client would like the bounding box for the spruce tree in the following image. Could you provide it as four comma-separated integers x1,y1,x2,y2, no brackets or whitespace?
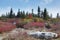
32,9,34,17
41,11,44,18
22,11,25,18
17,9,21,18
37,6,40,18
13,13,15,18
43,8,49,20
57,13,59,18
9,8,13,18
26,12,28,16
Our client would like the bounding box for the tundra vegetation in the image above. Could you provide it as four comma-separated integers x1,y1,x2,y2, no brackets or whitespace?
0,6,60,40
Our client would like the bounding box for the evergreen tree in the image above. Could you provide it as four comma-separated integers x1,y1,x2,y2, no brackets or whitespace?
22,11,25,18
9,8,13,18
6,12,8,18
6,12,10,18
26,11,29,18
13,13,15,18
32,9,34,17
20,11,23,18
17,9,21,18
34,14,38,17
1,14,6,18
57,13,59,18
20,11,25,18
41,11,44,18
26,12,28,16
37,6,40,18
43,8,49,20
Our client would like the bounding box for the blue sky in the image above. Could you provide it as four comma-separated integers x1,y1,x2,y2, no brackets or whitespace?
0,0,60,17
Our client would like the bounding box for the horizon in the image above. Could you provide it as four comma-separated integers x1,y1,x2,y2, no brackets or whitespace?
0,0,60,18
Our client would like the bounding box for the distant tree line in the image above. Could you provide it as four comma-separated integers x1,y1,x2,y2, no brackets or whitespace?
1,6,55,20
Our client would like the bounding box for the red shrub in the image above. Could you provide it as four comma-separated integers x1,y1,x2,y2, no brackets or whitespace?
0,21,16,32
23,22,45,29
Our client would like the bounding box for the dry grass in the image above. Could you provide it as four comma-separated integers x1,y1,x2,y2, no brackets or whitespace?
1,28,60,40
2,34,40,40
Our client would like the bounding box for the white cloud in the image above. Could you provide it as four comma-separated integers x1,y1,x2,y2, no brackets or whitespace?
47,7,60,18
20,0,29,3
41,0,53,4
0,7,18,16
0,7,10,16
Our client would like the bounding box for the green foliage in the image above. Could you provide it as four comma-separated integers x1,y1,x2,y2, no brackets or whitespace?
51,18,60,23
16,9,26,18
24,19,33,23
41,11,44,18
33,18,44,22
9,8,13,18
37,6,40,18
26,12,28,17
12,13,15,18
4,8,16,18
57,13,59,18
22,11,26,18
32,9,34,17
0,7,51,20
43,8,49,20
16,9,21,18
1,14,6,18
